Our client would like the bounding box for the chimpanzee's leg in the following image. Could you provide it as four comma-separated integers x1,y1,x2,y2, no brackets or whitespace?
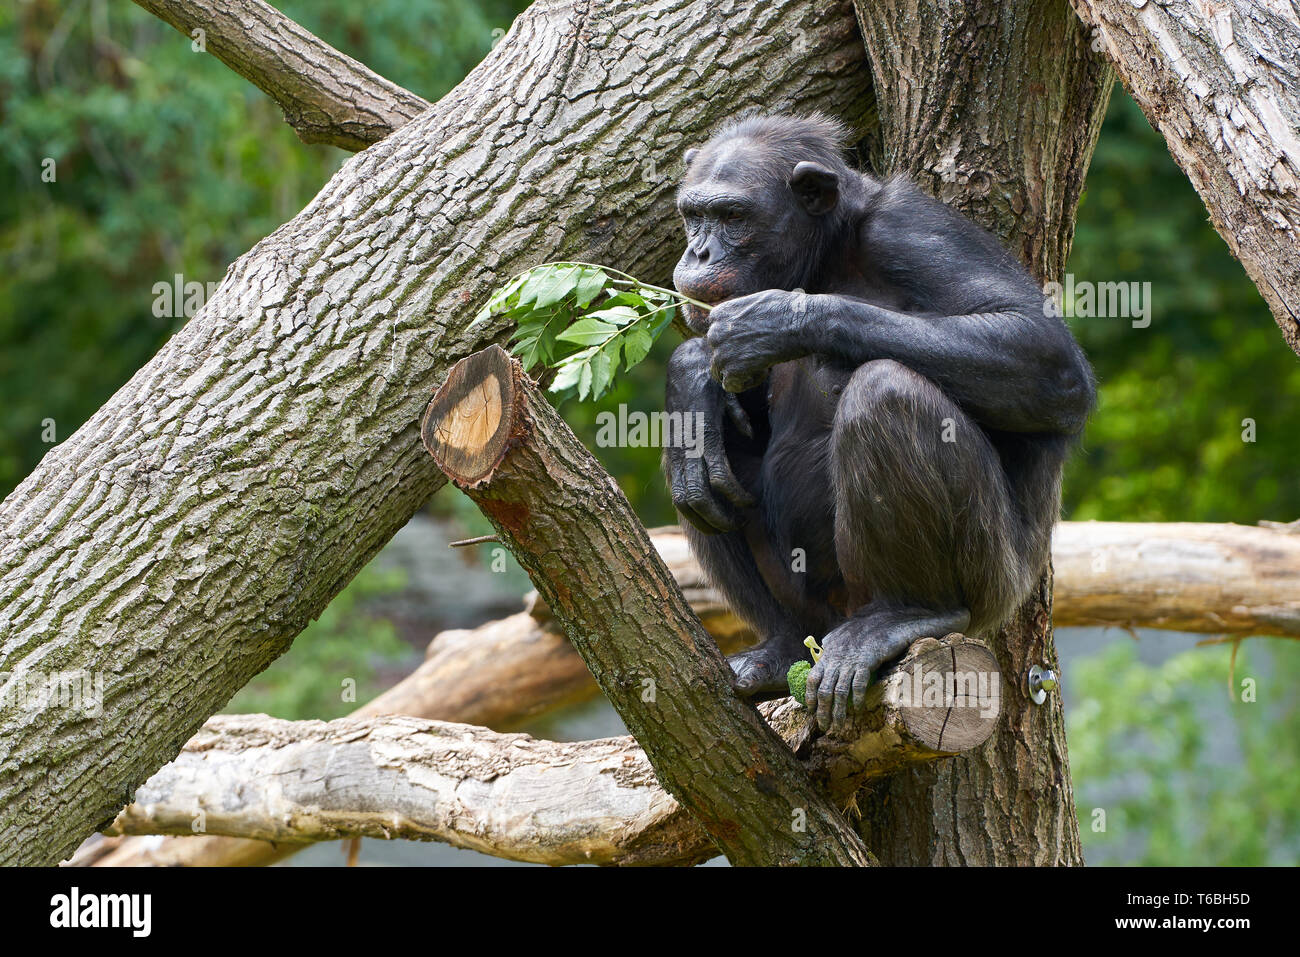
682,521,818,698
806,359,1035,730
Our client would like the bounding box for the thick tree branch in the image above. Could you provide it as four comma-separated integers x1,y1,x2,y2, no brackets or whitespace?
0,0,874,866
1069,0,1300,354
131,0,431,150
421,346,874,866
106,634,1000,865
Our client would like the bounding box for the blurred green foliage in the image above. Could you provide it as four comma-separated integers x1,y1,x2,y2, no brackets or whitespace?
1062,93,1300,522
224,565,414,720
1,2,1297,864
1071,640,1300,865
0,0,526,495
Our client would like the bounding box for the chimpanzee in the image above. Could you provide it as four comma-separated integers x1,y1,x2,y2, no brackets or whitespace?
663,113,1094,733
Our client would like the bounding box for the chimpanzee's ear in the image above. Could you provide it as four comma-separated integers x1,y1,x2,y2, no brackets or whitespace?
684,148,700,166
791,161,839,215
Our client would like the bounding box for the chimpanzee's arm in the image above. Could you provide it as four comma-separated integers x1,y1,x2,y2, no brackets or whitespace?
705,180,1095,435
803,295,1094,434
814,179,1095,434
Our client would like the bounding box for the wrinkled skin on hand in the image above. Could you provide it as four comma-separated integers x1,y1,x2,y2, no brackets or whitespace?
705,289,814,393
664,337,755,534
803,617,881,733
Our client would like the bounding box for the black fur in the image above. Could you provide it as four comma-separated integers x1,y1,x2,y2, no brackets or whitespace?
663,113,1094,732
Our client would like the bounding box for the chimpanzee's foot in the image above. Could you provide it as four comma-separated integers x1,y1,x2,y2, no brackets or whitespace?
728,633,811,700
806,606,970,733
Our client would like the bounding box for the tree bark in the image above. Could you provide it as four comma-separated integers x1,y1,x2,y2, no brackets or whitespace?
422,346,874,866
0,0,874,866
130,0,432,150
105,634,998,865
850,0,1113,865
1069,0,1300,355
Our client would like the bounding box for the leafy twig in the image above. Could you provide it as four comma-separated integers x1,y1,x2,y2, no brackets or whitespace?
471,261,711,401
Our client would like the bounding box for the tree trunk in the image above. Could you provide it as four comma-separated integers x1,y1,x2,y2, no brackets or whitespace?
422,346,873,865
0,0,873,866
1070,0,1300,356
849,0,1113,865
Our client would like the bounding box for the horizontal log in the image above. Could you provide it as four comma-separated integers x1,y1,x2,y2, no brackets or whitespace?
1051,521,1300,636
106,634,999,865
87,518,1296,865
524,522,1300,639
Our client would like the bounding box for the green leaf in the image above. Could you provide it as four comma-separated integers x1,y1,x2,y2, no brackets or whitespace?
519,264,583,309
577,361,594,401
555,318,618,346
622,327,654,367
589,347,614,399
601,291,646,309
585,305,640,326
574,267,609,308
548,360,585,393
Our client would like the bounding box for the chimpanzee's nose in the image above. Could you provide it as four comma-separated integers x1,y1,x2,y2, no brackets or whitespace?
688,235,721,266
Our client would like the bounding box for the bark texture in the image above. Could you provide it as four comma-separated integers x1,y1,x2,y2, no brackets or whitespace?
131,0,432,150
1070,0,1300,354
106,632,997,865
0,0,873,866
850,0,1113,865
422,347,873,866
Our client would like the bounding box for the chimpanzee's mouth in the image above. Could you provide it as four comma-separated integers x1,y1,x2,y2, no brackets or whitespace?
680,301,713,334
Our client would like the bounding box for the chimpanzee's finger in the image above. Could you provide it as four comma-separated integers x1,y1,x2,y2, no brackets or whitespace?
723,392,753,438
850,664,873,712
706,453,755,509
677,463,737,533
815,664,841,732
831,668,853,730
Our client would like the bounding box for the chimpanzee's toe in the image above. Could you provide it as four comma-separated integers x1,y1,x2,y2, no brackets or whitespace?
727,636,810,701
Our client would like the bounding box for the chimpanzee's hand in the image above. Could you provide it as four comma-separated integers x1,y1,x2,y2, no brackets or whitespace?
706,290,812,392
665,338,755,534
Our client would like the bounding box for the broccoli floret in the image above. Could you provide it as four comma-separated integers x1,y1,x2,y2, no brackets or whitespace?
787,660,812,706
787,636,824,707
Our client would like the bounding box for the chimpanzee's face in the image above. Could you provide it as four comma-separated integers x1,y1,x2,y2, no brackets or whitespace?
673,138,839,333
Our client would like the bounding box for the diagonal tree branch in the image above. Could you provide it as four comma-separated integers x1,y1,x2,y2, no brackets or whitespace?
132,0,431,150
421,346,874,866
1069,0,1300,355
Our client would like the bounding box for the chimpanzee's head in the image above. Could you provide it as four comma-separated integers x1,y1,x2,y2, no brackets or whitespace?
673,113,852,332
